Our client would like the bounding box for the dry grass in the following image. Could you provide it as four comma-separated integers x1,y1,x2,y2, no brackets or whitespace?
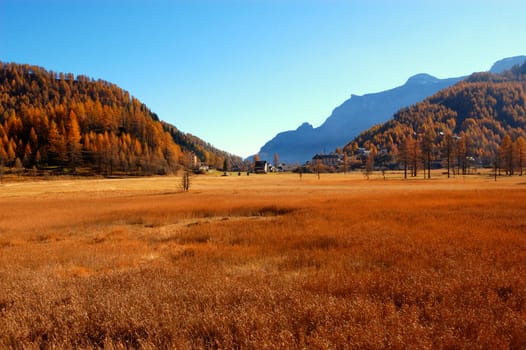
1,172,526,348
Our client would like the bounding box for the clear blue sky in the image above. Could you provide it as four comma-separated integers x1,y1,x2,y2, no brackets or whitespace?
1,0,525,158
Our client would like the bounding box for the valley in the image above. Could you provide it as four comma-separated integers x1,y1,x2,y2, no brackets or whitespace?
1,173,525,348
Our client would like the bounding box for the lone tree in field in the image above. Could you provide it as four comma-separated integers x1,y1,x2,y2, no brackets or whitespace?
181,170,190,192
223,158,229,175
314,158,323,179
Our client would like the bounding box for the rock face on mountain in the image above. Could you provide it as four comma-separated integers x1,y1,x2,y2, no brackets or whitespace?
257,74,463,164
257,56,526,165
490,56,526,74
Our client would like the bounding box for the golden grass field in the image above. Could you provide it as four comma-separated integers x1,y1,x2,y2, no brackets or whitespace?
1,171,525,349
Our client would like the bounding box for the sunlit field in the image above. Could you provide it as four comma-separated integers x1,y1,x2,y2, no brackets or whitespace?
1,172,525,348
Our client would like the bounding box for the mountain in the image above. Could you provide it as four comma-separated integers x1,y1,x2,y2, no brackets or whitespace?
258,74,463,164
0,62,241,175
348,61,526,167
490,56,526,73
258,56,526,165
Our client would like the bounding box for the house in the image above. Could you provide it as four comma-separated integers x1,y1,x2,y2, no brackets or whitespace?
312,154,342,168
254,160,269,174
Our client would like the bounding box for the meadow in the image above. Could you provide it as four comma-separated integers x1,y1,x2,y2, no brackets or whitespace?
0,172,525,349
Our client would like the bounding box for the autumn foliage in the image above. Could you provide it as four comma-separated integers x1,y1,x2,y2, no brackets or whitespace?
348,62,526,172
0,62,241,175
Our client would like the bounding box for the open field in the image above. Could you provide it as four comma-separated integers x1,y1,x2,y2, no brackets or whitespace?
1,172,526,348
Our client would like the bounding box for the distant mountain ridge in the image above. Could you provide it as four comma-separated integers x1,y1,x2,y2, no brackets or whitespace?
257,55,526,164
490,56,526,74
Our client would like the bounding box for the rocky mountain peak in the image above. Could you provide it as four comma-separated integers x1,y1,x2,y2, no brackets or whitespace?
406,73,439,85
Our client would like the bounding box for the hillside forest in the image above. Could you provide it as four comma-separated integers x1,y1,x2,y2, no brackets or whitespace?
0,62,242,177
345,62,526,177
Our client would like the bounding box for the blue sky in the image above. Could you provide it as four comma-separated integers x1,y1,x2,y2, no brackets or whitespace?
1,0,525,158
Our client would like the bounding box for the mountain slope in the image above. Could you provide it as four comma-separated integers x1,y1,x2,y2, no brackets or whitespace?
348,62,526,167
162,122,242,170
490,55,526,73
258,56,526,164
0,61,241,175
258,74,463,164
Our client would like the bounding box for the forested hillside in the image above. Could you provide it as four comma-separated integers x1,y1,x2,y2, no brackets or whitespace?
346,62,526,173
0,62,241,176
162,123,242,171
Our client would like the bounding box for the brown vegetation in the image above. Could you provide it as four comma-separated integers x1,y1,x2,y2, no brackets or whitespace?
348,61,526,172
0,62,242,176
1,173,525,348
